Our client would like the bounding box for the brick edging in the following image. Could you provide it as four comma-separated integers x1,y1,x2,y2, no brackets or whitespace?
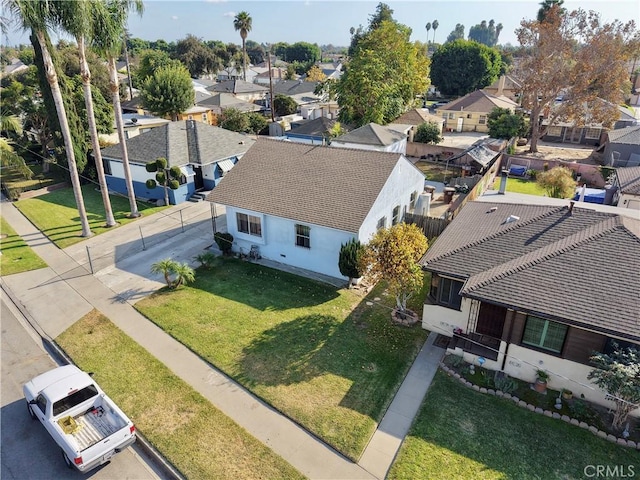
439,363,639,450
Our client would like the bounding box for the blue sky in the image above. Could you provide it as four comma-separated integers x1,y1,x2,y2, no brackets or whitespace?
4,0,639,48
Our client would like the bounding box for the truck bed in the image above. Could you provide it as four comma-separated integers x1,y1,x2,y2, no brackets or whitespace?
69,405,126,451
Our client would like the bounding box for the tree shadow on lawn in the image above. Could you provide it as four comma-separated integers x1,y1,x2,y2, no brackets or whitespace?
187,258,341,310
240,303,427,418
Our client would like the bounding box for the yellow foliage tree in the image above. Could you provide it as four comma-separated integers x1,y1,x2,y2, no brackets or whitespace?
305,64,326,82
537,166,577,198
360,223,428,313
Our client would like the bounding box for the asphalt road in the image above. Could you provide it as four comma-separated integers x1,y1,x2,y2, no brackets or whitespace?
1,292,161,480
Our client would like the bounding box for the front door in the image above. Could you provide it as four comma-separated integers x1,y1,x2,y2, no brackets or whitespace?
476,303,507,339
193,166,204,190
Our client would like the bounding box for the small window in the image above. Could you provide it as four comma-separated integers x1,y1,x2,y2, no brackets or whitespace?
236,212,262,237
179,174,187,185
409,191,417,210
522,316,567,354
585,127,601,139
448,113,455,120
546,126,562,137
377,216,386,230
479,115,487,125
187,115,194,120
202,113,208,122
467,114,472,119
602,338,636,355
35,394,47,414
102,158,112,175
392,205,400,225
295,224,310,248
431,276,463,310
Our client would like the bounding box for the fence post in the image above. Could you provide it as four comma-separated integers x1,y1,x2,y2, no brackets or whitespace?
179,209,185,232
85,246,94,274
211,203,217,236
139,226,146,250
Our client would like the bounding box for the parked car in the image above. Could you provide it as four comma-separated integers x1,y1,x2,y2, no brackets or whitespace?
24,365,136,472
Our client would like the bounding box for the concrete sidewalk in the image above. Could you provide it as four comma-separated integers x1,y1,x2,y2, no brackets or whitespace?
1,198,445,479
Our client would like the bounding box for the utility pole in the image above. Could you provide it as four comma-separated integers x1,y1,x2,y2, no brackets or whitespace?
267,45,275,122
123,31,134,101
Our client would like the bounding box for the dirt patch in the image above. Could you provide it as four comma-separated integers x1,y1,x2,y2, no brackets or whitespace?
512,143,597,165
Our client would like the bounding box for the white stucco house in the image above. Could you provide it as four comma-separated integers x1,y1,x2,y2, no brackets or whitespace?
419,198,639,415
206,139,426,280
331,123,411,154
99,120,255,204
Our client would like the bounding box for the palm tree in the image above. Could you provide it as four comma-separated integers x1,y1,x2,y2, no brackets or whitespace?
233,11,252,82
150,258,177,288
432,19,439,44
172,262,195,288
56,0,116,227
4,0,92,236
92,0,144,218
425,22,431,44
0,112,32,179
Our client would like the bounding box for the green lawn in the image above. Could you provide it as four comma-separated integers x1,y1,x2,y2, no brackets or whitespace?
0,163,67,194
388,372,639,480
491,177,548,196
14,184,167,248
135,258,429,460
0,216,47,275
56,310,304,480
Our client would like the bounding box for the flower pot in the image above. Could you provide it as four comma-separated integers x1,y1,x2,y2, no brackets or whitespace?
562,391,573,400
534,378,547,393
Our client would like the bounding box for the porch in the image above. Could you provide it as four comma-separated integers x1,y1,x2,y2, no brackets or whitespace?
448,332,500,361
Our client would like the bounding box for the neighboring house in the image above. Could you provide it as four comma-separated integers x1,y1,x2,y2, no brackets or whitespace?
99,120,255,204
446,142,503,175
437,90,518,133
317,61,343,80
482,74,521,103
300,101,340,120
601,125,640,167
206,139,425,279
272,80,322,108
99,113,170,144
420,200,640,412
178,105,214,125
1,58,28,77
196,92,263,116
120,97,148,116
612,166,640,210
331,122,410,154
217,67,259,83
285,116,338,145
253,67,293,85
207,79,269,103
391,108,446,140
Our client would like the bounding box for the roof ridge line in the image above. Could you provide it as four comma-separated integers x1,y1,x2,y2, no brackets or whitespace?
463,216,621,294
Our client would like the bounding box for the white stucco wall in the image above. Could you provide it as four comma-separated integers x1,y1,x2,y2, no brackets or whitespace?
109,161,149,183
358,157,425,242
225,206,355,279
618,193,640,210
422,298,472,335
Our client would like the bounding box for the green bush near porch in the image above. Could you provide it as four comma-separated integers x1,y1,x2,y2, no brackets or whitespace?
135,258,430,460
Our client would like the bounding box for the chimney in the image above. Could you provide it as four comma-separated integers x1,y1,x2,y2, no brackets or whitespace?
497,75,506,97
498,169,508,194
568,201,575,215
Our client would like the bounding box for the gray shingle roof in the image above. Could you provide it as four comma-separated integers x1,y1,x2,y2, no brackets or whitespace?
616,166,640,195
273,80,319,96
333,123,406,146
206,138,410,233
421,201,640,341
196,93,263,112
289,117,337,136
100,120,255,166
208,80,269,94
607,125,640,145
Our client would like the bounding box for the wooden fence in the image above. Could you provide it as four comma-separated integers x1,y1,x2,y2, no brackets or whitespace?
403,213,451,239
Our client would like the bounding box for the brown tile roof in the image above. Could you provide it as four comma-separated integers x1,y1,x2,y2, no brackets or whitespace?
616,166,640,195
206,139,409,233
421,201,640,341
437,90,518,114
392,108,445,126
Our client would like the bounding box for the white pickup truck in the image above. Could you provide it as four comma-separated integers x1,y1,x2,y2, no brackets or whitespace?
24,365,136,472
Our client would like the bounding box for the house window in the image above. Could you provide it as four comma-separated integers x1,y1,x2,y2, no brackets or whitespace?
585,127,601,139
409,191,417,210
546,126,562,137
522,315,567,354
187,115,194,120
377,216,386,230
431,275,463,310
479,115,487,125
467,114,472,119
392,205,400,225
179,174,187,185
202,113,208,122
102,158,112,175
295,224,310,248
236,212,262,237
448,113,455,120
602,338,637,355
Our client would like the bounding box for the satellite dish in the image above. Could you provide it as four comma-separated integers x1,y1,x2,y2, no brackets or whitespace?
131,117,138,124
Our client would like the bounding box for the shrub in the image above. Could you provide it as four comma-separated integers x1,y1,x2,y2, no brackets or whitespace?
494,373,519,394
526,169,538,179
194,252,217,269
214,232,234,255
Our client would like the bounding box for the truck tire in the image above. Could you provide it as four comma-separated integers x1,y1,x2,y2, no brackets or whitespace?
26,401,36,420
61,450,73,469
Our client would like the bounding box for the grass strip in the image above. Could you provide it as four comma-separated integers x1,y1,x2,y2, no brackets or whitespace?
0,215,47,275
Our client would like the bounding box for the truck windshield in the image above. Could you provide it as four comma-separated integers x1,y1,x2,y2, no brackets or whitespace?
53,385,99,417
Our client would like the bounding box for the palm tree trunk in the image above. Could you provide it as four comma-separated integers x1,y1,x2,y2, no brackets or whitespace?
108,56,139,217
78,35,117,227
36,30,92,237
242,37,247,82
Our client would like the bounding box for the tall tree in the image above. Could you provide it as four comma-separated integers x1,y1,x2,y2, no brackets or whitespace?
432,19,439,43
140,64,194,121
337,19,429,127
425,22,431,43
537,0,565,22
468,19,502,46
0,111,32,178
93,0,144,217
446,24,465,43
57,0,116,227
233,11,252,81
134,49,180,87
516,6,637,152
487,107,528,139
5,0,92,237
175,34,219,78
360,223,428,314
430,39,502,96
369,2,394,30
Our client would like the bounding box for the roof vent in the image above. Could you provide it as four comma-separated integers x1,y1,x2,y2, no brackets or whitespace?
488,206,498,213
504,215,520,224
